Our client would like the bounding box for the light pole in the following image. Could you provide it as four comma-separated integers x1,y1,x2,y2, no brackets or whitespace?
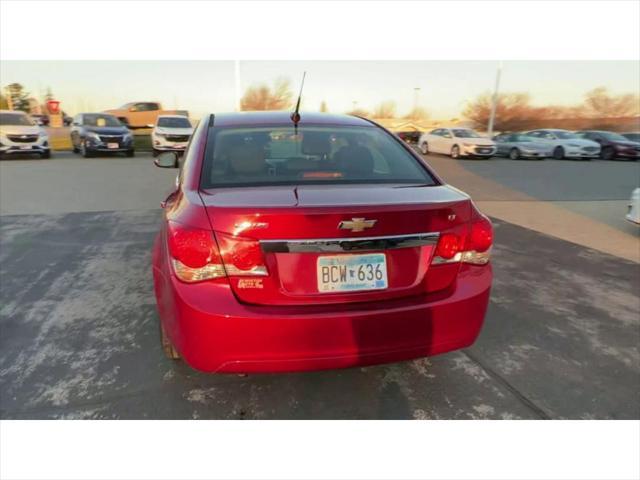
413,87,421,112
487,61,502,136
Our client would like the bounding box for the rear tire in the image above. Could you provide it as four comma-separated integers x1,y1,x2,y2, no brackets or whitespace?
553,146,564,160
601,146,615,160
420,142,429,155
509,148,520,160
159,321,180,360
451,145,460,159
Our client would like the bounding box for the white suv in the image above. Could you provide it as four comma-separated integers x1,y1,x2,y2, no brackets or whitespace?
151,115,193,157
0,110,51,159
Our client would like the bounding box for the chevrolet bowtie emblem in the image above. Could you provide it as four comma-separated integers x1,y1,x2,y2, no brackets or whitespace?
338,218,377,232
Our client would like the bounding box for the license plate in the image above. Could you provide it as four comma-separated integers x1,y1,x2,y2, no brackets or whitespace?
317,253,388,293
19,146,32,150
107,143,119,149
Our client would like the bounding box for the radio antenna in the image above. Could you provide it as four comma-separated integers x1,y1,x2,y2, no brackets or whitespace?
291,71,306,128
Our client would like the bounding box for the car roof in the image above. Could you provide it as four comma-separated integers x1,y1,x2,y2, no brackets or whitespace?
209,111,374,128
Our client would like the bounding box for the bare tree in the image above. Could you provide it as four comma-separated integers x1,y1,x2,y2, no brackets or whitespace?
583,87,640,118
403,106,429,120
372,101,397,119
463,92,537,131
319,101,328,113
240,77,293,111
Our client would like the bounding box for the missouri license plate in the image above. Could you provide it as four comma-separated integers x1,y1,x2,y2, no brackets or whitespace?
317,253,387,293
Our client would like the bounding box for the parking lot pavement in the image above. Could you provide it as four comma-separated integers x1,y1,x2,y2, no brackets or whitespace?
421,154,640,262
0,153,638,419
0,152,176,215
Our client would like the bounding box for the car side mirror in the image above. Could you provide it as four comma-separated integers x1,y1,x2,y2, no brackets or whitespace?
154,151,179,168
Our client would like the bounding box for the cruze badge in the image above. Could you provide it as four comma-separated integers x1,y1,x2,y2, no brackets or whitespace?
338,218,377,232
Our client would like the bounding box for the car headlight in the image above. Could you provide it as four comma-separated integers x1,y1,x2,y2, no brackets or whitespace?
86,131,101,140
567,143,581,148
123,132,133,141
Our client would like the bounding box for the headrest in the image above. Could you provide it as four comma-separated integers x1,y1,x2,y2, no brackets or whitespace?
228,144,265,175
336,146,374,175
302,132,331,156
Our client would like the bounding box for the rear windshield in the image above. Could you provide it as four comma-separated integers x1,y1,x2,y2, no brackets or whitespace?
158,117,191,128
200,125,436,188
0,113,33,126
84,114,121,127
452,129,482,138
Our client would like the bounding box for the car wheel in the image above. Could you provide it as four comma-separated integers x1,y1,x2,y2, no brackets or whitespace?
553,146,564,160
126,149,135,158
40,150,51,159
601,147,615,160
81,141,94,158
159,321,180,360
451,145,460,159
420,142,429,155
509,148,520,160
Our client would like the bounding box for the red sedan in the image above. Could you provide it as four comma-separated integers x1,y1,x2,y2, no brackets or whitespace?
152,111,492,373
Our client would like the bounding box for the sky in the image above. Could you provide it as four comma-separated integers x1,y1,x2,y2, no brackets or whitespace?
1,60,638,120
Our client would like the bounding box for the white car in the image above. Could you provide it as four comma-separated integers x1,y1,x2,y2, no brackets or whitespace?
626,188,640,225
0,110,50,159
418,127,497,159
525,129,600,160
151,115,194,156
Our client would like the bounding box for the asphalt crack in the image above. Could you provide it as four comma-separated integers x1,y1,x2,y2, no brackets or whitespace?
462,350,552,419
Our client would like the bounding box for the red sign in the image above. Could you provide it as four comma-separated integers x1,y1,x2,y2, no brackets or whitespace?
46,100,60,114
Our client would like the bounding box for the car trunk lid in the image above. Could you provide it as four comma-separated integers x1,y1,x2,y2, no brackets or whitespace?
200,184,471,305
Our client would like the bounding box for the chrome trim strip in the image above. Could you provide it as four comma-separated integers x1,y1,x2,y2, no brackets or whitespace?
260,232,440,253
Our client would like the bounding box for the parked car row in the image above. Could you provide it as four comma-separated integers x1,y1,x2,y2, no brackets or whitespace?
415,127,640,161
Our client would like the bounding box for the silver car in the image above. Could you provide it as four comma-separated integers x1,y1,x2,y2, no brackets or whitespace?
492,133,552,159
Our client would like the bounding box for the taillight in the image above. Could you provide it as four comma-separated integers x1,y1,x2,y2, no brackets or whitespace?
166,223,269,282
216,232,268,277
434,233,463,260
431,215,493,266
462,215,493,265
167,221,226,282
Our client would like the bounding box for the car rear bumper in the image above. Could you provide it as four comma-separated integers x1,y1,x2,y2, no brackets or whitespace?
153,248,492,373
